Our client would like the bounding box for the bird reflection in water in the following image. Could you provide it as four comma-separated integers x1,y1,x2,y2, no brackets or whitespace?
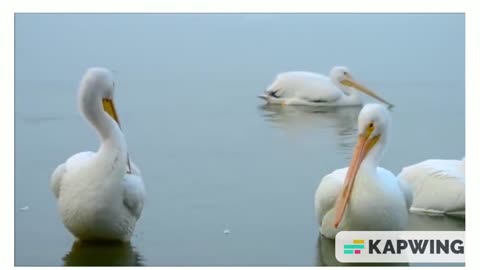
258,104,361,159
62,241,144,266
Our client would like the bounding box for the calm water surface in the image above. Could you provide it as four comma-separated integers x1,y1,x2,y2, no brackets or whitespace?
15,14,464,266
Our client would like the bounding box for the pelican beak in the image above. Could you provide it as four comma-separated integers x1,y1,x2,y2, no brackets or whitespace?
102,98,120,126
333,124,380,228
340,77,394,108
102,98,132,174
258,94,269,100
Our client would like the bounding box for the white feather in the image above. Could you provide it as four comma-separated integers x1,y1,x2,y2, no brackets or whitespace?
398,159,464,218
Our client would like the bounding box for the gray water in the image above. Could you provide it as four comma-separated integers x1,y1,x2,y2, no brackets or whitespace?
14,14,465,266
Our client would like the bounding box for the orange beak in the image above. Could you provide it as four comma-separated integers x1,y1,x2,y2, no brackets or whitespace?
102,98,132,174
340,77,394,108
333,127,379,228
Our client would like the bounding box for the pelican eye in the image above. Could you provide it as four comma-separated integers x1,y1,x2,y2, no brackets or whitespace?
368,122,374,131
343,71,347,75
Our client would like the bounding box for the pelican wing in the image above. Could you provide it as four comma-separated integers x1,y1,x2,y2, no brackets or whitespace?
51,151,95,199
51,163,66,199
398,159,465,217
267,72,343,103
123,165,145,220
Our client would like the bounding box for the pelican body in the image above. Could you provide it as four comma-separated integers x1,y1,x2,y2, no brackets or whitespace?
259,66,393,107
51,68,145,241
398,158,465,218
314,104,411,239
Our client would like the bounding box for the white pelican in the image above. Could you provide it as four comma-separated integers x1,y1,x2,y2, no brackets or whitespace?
314,104,411,239
397,158,465,218
259,66,394,107
51,67,145,241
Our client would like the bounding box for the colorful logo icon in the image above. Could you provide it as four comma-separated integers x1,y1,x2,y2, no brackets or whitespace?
344,239,365,254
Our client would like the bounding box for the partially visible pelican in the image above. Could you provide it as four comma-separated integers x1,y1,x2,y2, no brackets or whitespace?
259,66,393,107
314,104,411,239
398,158,465,218
51,67,145,241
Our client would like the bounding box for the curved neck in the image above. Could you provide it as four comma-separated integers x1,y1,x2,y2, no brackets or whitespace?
79,89,126,154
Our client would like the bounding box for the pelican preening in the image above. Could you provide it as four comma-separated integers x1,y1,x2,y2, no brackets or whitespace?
259,66,394,107
51,67,145,241
398,158,465,218
314,104,411,239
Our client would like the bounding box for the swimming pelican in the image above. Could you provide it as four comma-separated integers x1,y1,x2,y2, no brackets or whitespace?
397,158,465,218
51,67,145,241
314,104,411,239
259,66,393,107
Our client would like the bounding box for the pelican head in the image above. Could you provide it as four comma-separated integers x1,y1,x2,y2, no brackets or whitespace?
329,66,394,108
355,104,390,160
333,103,390,228
78,67,121,128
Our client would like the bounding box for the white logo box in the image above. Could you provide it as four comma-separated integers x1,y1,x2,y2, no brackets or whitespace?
335,231,465,263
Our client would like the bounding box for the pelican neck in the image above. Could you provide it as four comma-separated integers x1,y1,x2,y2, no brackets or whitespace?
79,88,125,150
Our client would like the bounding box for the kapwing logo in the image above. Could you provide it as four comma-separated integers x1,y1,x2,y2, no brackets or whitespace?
343,240,365,254
335,231,465,263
